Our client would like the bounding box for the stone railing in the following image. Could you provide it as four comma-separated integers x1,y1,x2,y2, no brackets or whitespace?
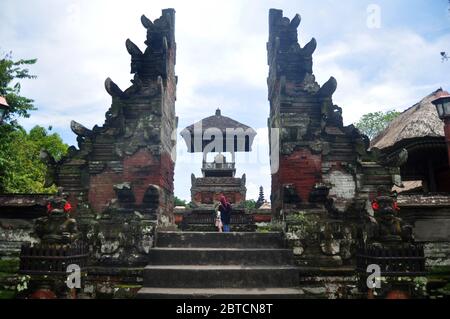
356,244,426,276
180,211,254,231
19,242,89,275
202,162,235,170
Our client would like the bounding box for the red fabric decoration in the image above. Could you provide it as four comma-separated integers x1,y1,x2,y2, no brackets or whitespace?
64,202,72,212
46,203,52,213
219,195,230,209
393,201,400,211
371,201,379,211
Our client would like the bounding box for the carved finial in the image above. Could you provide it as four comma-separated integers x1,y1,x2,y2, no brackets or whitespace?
317,77,337,97
290,14,301,28
215,108,221,116
125,39,143,56
141,14,153,28
301,38,317,56
379,148,408,167
104,77,124,97
70,120,92,137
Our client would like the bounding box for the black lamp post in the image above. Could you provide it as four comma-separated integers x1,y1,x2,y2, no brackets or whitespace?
431,91,450,166
0,96,10,124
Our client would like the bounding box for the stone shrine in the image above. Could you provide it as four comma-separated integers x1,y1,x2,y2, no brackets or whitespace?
181,108,256,206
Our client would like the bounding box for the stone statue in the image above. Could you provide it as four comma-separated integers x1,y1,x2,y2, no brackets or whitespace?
367,187,413,243
34,188,79,244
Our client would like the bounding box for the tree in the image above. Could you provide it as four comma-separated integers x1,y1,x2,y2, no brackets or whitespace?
0,52,68,193
354,110,400,140
0,125,68,193
174,196,187,207
0,52,37,122
242,199,256,210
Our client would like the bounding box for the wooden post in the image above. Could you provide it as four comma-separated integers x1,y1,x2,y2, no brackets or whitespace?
445,118,450,167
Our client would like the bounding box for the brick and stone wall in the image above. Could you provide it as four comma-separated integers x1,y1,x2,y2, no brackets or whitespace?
266,10,418,299
267,9,399,217
191,175,246,206
39,10,179,270
45,9,177,223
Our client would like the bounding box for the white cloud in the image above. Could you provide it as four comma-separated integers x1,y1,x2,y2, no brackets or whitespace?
314,29,450,124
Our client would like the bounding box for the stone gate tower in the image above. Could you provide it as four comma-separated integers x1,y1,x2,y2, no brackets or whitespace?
44,9,177,224
267,9,401,217
266,9,406,273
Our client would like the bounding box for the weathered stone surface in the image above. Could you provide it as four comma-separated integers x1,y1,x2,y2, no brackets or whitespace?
266,11,417,298
424,243,450,267
46,10,177,223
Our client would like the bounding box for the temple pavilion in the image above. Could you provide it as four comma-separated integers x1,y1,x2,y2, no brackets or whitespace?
181,108,257,207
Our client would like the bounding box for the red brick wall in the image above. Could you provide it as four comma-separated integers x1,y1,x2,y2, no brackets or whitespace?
87,149,175,213
192,191,244,205
272,149,322,203
88,169,121,213
123,149,160,204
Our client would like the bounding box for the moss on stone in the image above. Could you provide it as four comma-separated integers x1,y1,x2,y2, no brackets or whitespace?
438,283,450,294
0,290,16,299
429,265,450,275
0,258,20,274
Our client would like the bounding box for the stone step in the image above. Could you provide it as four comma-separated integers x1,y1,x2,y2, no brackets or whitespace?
331,142,353,148
330,147,354,153
137,287,305,299
324,154,356,162
148,248,294,265
143,265,299,288
155,231,284,249
0,241,22,257
181,224,256,232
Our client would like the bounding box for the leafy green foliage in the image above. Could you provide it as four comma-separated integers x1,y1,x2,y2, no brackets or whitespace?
285,212,318,241
0,52,68,193
0,125,68,193
354,110,400,140
242,199,256,210
0,52,37,121
256,221,284,233
174,196,187,207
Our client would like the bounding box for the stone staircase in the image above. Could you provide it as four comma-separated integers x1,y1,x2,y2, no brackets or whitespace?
137,231,303,298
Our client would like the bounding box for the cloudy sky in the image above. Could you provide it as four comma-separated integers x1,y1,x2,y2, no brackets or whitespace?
1,0,449,201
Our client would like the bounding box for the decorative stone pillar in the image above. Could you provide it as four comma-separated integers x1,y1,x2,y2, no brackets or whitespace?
266,8,405,279
41,10,178,270
46,9,178,224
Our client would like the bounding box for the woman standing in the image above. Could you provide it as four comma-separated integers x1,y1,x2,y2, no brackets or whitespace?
214,204,223,232
218,195,232,232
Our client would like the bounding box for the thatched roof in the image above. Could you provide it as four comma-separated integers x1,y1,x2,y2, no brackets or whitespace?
371,88,446,150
